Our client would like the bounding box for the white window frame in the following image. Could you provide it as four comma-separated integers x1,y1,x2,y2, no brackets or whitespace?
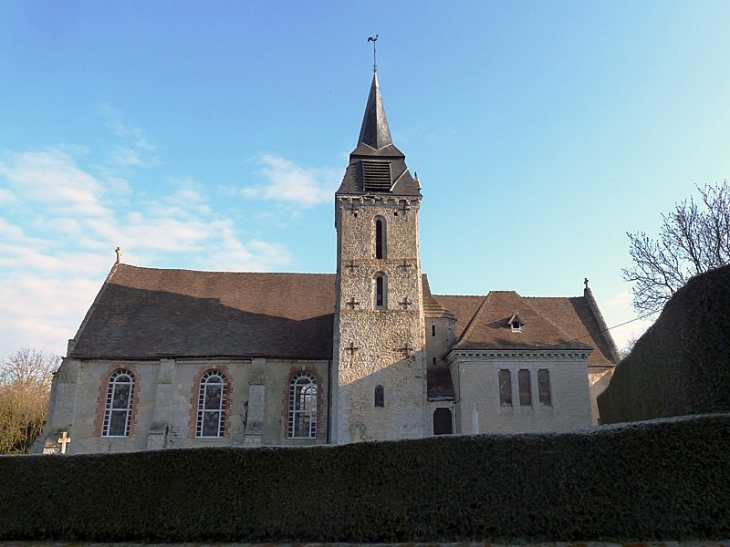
196,370,228,438
102,369,135,437
288,371,317,438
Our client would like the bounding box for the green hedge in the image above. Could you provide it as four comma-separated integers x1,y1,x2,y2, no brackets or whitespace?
1,413,729,542
598,265,730,424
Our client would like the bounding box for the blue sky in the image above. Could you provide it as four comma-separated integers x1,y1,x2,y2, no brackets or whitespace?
1,1,729,359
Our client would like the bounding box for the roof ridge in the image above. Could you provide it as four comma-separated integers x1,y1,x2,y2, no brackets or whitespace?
117,264,335,277
433,293,488,299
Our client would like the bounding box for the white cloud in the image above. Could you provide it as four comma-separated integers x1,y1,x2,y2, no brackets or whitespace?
242,154,339,207
0,144,294,359
0,149,112,218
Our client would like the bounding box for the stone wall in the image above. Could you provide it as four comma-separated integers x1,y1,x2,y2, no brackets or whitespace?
333,195,427,443
449,350,593,434
38,356,330,454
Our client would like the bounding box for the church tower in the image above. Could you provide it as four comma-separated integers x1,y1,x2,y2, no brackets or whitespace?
332,74,427,443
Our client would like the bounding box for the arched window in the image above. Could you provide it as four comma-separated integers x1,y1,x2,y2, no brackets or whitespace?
374,217,386,259
196,370,228,437
103,369,135,437
374,385,384,407
374,273,387,309
288,371,317,438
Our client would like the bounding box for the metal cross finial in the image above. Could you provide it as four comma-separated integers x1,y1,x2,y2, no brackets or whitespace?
584,277,590,289
368,33,379,73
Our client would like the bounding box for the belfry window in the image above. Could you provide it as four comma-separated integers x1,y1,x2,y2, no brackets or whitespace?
196,370,228,437
103,369,135,437
375,217,386,259
288,371,317,438
374,273,387,309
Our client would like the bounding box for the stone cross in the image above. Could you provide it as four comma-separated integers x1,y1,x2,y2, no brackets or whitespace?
399,297,412,309
345,261,357,274
115,247,122,264
345,342,360,356
346,297,360,309
58,431,71,454
398,260,411,272
396,343,414,358
584,277,590,289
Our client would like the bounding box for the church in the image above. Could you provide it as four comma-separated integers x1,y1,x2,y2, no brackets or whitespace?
38,72,620,454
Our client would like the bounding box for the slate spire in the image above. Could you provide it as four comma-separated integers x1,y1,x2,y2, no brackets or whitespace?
357,73,393,150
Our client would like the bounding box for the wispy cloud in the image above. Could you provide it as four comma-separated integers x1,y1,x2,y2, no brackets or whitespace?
242,154,339,207
0,145,293,358
98,103,157,167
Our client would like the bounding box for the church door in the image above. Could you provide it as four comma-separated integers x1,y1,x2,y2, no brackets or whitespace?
433,408,453,435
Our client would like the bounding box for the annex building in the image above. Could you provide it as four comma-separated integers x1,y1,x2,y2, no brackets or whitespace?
38,73,620,454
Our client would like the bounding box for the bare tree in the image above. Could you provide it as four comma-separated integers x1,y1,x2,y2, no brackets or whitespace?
0,349,60,453
622,180,730,316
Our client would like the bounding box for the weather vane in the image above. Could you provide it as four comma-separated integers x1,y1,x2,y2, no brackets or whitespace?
368,33,379,73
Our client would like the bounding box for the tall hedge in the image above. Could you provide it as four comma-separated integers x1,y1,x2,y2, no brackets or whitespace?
598,265,730,424
1,413,729,543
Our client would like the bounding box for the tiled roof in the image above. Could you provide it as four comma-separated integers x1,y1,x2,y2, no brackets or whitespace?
69,265,618,371
433,291,619,368
69,264,336,360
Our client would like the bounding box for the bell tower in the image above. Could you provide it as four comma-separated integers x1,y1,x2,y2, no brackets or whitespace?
331,73,427,443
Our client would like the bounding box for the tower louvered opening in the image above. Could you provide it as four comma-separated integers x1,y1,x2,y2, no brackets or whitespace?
361,161,392,192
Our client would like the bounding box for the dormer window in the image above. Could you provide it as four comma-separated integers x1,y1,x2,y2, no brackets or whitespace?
508,314,524,333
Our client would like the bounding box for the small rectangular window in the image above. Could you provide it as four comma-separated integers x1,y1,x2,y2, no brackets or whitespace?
432,325,436,337
518,369,532,406
538,369,552,406
499,369,512,406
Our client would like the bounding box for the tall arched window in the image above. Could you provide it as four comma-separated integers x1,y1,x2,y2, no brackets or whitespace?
374,273,387,309
374,217,386,259
103,369,135,437
196,370,228,437
288,371,317,438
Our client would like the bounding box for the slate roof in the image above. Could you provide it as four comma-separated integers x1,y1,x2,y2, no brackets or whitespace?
69,264,336,360
336,74,421,196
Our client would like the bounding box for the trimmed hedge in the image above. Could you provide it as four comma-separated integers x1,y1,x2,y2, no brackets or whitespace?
598,265,730,424
1,413,729,542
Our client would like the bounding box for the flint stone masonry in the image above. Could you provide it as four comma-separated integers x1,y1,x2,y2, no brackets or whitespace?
333,197,427,444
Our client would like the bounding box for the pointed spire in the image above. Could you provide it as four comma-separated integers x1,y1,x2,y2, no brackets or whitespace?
357,73,393,150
